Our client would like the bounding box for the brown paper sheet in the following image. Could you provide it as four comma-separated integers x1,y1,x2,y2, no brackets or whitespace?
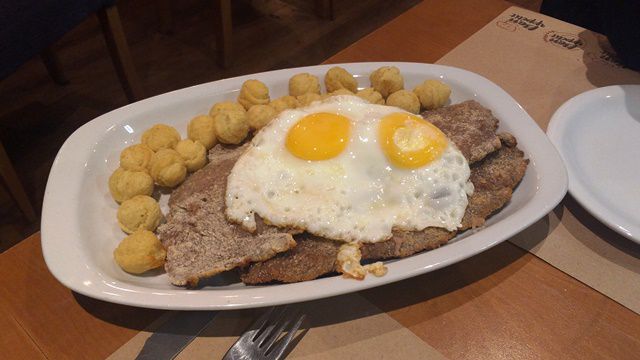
108,293,446,359
437,7,640,314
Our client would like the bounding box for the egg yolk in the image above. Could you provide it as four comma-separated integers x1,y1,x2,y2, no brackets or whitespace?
286,112,351,160
379,112,448,169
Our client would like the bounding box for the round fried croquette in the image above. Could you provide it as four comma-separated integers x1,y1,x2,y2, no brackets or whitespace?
209,101,246,117
120,144,154,172
117,195,163,234
413,79,451,110
113,230,166,274
369,66,404,98
356,87,385,105
187,114,217,150
269,95,299,114
212,110,249,144
237,79,270,110
149,148,187,187
386,89,420,113
108,167,154,203
289,73,321,97
141,124,180,151
174,139,207,172
324,66,358,93
296,93,323,107
247,104,278,131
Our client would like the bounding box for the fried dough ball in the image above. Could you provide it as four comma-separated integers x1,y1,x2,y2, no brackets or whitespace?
113,230,166,274
328,89,354,97
270,96,299,113
174,139,207,172
120,144,154,172
289,73,321,97
413,79,451,110
237,80,270,110
149,149,187,187
324,66,358,93
247,104,277,131
117,195,163,234
108,168,154,203
356,87,385,105
213,110,249,144
209,101,246,116
369,66,404,98
187,114,217,150
141,124,181,151
386,89,420,114
296,93,323,107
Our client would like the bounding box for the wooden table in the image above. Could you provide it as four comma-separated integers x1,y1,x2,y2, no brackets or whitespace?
3,1,639,359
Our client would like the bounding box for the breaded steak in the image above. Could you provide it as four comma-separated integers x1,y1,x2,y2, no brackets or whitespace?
422,100,502,164
239,233,341,284
240,137,527,284
157,145,296,286
160,101,528,286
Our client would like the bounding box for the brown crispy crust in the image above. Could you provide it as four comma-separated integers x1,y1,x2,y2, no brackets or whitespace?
158,145,296,286
470,144,529,193
240,136,528,284
239,234,341,284
422,100,502,163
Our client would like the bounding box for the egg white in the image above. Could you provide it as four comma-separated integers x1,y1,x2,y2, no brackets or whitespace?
225,95,473,243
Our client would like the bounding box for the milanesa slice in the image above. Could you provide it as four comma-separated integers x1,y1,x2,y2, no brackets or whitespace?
239,135,528,284
422,100,502,163
157,144,296,286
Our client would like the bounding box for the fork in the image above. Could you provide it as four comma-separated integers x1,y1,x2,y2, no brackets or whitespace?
222,307,306,360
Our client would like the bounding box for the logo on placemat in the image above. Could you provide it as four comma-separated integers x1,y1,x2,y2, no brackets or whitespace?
496,20,517,32
543,31,583,50
586,49,624,68
497,13,546,31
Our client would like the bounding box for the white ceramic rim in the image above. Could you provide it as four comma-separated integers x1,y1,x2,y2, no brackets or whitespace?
547,85,640,243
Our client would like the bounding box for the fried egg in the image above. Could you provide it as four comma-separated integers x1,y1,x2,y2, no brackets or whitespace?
225,95,473,243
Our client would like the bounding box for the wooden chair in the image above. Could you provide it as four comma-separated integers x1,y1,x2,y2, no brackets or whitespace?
156,0,233,68
156,0,334,69
97,5,145,102
315,0,335,20
0,1,143,222
0,142,36,222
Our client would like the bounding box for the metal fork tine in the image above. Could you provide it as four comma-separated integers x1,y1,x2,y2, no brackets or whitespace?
255,306,287,346
222,308,306,360
266,313,306,360
249,307,275,338
261,309,294,351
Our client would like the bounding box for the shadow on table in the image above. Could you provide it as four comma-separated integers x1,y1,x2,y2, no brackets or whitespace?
579,30,640,88
73,292,164,331
563,194,640,266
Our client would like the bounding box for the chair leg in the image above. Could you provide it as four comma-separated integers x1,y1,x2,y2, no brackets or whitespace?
0,141,36,223
315,0,334,20
157,0,173,34
97,5,144,102
41,47,69,85
213,0,233,68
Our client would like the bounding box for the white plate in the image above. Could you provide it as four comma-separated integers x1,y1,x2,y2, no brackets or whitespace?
42,62,567,310
547,85,640,243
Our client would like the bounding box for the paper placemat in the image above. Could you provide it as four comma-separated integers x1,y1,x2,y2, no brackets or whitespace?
437,6,640,314
108,293,446,359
